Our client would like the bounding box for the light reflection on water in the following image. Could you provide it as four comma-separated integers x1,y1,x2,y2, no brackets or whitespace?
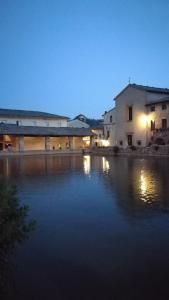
139,169,157,203
83,155,91,175
102,156,110,173
0,155,169,300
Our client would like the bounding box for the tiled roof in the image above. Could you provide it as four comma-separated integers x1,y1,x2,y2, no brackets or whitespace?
0,124,93,137
114,83,169,100
145,96,169,106
130,84,169,94
0,108,69,119
91,124,104,130
73,114,103,127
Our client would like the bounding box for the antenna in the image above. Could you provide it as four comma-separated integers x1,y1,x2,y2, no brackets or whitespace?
128,77,131,84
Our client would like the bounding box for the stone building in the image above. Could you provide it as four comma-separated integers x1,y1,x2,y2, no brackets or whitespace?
68,118,89,128
102,108,116,146
103,84,169,147
68,114,104,147
0,108,93,152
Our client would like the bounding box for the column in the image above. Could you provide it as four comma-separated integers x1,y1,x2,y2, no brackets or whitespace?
45,136,51,151
19,136,24,152
90,136,95,147
69,136,76,150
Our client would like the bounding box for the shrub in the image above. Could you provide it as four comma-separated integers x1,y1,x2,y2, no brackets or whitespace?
130,145,137,151
113,146,119,154
154,145,159,151
154,137,165,145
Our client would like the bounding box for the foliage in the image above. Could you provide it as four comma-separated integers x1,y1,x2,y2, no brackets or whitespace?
154,138,165,145
0,179,36,295
154,145,159,151
130,145,137,151
112,146,119,154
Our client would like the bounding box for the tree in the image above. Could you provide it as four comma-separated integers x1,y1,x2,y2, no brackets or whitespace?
0,179,36,296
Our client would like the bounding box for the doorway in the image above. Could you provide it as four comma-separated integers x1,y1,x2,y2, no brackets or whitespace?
127,135,133,146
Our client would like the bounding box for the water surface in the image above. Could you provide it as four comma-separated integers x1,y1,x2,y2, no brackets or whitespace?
1,154,169,300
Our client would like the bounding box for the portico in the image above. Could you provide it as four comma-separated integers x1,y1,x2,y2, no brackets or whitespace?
0,124,93,153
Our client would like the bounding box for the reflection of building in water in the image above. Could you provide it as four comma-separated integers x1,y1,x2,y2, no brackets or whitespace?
0,155,86,177
102,157,110,172
83,155,91,175
99,156,168,216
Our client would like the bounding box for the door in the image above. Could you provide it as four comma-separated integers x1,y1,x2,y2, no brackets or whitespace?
0,143,3,151
127,135,133,146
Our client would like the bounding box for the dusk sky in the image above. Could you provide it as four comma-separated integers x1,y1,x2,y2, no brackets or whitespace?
0,0,169,118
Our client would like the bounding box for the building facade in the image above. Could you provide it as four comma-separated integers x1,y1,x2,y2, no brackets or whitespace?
103,84,169,147
68,114,104,147
68,119,89,128
0,109,93,152
102,108,116,146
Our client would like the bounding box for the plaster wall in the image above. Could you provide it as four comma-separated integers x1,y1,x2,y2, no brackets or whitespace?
103,108,116,145
50,137,69,150
24,137,45,151
0,117,68,127
114,87,148,147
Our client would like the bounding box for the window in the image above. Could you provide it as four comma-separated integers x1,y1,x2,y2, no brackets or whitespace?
119,140,123,146
107,130,110,139
137,140,142,146
150,120,155,131
16,120,19,126
128,106,133,121
162,104,167,110
151,106,155,112
162,118,167,129
110,115,112,123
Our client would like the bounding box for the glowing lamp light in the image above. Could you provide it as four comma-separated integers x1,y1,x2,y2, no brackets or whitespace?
139,114,150,128
101,140,110,147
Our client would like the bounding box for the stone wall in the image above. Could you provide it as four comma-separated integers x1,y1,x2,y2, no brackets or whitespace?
92,145,169,156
